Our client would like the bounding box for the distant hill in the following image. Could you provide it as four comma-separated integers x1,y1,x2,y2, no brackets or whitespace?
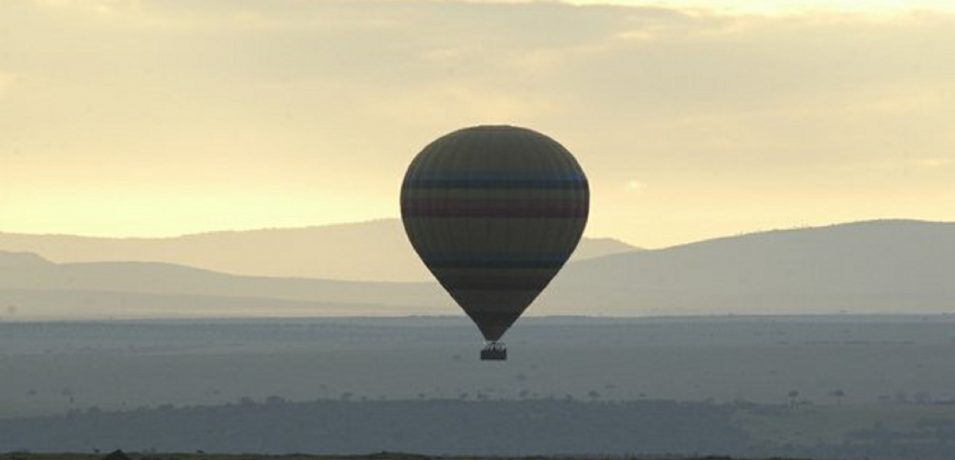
540,219,955,315
1,220,954,319
0,251,449,319
0,219,639,282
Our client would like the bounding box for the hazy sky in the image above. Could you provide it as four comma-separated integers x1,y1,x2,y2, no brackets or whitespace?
2,0,954,247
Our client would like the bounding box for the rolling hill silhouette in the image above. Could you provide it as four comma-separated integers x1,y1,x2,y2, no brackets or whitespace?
542,219,955,315
0,251,448,319
0,219,637,282
0,220,952,319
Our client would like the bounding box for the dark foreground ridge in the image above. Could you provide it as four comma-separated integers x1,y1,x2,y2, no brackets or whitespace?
3,399,954,459
1,452,810,460
0,400,746,455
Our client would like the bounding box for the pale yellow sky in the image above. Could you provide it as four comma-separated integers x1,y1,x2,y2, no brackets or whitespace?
568,0,955,14
2,0,954,247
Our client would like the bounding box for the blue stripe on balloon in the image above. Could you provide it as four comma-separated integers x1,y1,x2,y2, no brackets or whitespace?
422,254,569,269
403,174,587,190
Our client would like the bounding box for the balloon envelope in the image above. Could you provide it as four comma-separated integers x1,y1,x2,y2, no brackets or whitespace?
400,125,589,341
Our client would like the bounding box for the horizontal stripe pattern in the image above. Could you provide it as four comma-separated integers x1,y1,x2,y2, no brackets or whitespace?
404,177,588,190
402,188,575,201
400,125,589,341
439,274,554,291
421,254,570,269
403,203,587,218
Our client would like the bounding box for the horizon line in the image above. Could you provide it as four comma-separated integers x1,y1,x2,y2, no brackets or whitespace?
1,217,952,252
4,312,955,325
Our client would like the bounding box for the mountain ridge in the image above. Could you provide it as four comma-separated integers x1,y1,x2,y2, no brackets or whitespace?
0,219,639,282
1,219,953,320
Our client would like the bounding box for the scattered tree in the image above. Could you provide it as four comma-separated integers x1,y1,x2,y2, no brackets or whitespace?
787,390,799,409
265,395,287,405
829,389,846,405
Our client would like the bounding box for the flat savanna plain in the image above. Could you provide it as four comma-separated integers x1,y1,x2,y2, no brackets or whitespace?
2,316,955,459
3,316,954,416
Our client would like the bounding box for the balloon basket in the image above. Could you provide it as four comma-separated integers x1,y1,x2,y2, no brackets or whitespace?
480,342,507,361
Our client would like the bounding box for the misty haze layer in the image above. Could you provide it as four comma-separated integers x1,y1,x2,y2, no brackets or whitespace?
0,220,952,319
0,220,636,282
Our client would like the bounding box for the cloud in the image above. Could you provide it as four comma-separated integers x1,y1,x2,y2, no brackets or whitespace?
625,180,647,192
31,0,141,14
915,158,952,168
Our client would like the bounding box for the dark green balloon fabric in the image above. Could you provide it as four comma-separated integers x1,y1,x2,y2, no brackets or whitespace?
401,126,589,341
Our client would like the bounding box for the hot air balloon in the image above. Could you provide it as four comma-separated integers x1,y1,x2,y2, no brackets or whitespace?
400,125,589,360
